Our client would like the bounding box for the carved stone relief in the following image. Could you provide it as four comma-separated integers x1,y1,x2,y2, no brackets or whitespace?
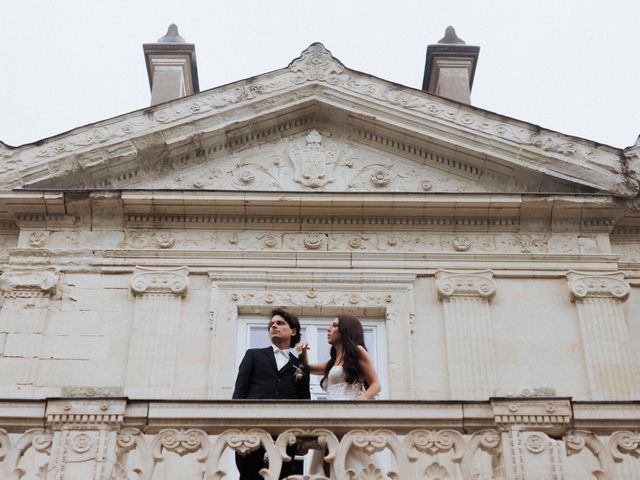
114,126,486,193
3,43,629,197
119,227,597,256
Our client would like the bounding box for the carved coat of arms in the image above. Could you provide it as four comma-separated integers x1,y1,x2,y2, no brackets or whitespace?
288,130,337,188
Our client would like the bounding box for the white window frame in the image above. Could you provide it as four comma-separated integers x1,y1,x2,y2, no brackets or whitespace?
236,315,389,399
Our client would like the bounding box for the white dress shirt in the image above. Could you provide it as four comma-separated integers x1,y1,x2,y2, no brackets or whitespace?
272,345,291,370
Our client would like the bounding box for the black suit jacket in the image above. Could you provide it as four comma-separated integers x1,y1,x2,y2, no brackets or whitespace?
232,346,310,400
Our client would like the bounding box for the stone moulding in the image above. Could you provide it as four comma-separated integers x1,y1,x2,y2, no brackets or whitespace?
1,44,636,198
3,399,640,480
566,270,630,302
435,269,497,300
0,268,59,298
130,266,190,296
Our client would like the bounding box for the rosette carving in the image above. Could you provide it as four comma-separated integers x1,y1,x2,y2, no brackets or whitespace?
130,266,189,296
525,433,548,454
567,271,630,302
435,270,496,300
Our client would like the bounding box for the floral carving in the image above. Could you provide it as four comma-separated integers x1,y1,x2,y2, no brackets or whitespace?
369,167,391,187
525,433,548,454
70,433,93,454
348,237,363,249
303,233,324,250
152,429,209,464
263,235,279,248
424,463,450,480
452,236,471,252
289,43,345,82
28,231,48,248
404,430,464,462
349,463,386,480
156,232,175,249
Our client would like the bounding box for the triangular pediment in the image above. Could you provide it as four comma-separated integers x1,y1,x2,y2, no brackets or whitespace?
2,43,636,198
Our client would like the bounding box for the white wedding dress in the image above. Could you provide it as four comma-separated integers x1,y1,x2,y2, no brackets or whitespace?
308,366,380,477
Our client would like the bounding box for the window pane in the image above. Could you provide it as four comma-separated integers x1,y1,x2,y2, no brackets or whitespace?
248,326,306,349
249,327,269,348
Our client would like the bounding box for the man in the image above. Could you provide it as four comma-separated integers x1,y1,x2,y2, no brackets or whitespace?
233,308,310,480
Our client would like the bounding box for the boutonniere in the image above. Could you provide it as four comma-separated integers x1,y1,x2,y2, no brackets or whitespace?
293,365,305,382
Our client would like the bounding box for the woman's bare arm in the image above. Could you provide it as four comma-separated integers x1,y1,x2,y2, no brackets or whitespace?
356,345,381,400
295,341,328,375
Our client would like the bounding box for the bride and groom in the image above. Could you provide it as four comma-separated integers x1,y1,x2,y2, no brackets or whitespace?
232,308,382,479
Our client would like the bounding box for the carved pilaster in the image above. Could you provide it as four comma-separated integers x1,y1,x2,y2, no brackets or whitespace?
435,270,497,400
45,399,125,480
567,271,637,400
0,268,59,392
501,428,567,480
125,267,189,398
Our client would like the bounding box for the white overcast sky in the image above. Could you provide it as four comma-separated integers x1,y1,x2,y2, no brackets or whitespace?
1,0,638,148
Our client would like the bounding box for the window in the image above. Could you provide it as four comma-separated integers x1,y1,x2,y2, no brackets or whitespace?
236,315,388,399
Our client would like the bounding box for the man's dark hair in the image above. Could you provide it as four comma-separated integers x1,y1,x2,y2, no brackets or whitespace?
270,308,301,347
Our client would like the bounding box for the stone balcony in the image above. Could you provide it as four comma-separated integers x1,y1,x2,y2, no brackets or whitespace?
1,398,639,479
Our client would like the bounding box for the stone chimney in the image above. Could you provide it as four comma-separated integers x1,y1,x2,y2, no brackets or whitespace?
422,26,480,104
143,24,199,106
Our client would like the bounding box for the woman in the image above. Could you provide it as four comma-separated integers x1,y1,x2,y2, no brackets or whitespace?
296,315,381,400
297,315,382,476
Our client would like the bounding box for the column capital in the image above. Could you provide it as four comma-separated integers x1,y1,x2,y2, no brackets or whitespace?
0,268,58,298
567,271,630,302
435,269,496,300
130,266,189,296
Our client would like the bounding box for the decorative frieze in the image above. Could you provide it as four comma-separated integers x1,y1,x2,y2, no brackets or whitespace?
125,267,190,397
566,271,637,400
436,270,498,400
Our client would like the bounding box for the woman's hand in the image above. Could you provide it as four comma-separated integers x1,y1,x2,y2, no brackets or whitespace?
295,340,310,354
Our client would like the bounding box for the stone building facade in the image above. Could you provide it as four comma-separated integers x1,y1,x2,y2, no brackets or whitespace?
0,28,639,479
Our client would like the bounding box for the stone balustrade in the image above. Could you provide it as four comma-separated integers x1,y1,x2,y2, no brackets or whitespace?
1,398,639,479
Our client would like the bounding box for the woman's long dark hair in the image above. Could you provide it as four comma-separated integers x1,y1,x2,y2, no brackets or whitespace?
321,315,369,389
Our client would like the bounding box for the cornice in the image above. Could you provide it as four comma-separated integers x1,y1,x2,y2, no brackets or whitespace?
1,44,635,198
